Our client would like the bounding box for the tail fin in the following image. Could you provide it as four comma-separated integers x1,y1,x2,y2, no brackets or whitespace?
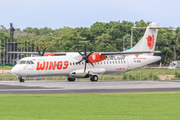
128,22,159,53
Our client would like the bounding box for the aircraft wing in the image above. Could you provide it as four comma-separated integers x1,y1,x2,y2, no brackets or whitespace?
8,51,39,55
100,51,161,55
8,50,161,56
8,51,66,56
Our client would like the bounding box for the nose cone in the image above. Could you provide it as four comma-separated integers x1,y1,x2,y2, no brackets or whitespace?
11,66,19,76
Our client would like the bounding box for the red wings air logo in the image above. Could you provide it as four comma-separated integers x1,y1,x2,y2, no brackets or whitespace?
146,34,155,49
36,61,68,71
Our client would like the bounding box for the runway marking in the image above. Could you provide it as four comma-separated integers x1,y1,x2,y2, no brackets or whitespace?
0,89,61,91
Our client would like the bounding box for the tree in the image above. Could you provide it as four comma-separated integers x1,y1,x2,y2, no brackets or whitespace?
95,34,117,52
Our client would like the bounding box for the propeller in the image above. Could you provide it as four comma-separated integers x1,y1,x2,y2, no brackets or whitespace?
76,44,94,73
36,44,47,56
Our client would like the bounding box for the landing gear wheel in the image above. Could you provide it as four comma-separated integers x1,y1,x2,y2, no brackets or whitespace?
67,78,75,82
19,78,24,82
90,75,98,82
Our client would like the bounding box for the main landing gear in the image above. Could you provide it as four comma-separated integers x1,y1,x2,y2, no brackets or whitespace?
90,75,98,82
67,75,98,82
67,78,76,82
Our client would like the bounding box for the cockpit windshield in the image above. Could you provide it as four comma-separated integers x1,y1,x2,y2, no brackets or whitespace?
18,60,34,64
19,60,26,64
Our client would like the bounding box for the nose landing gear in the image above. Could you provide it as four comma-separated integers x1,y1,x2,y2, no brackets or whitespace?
18,77,24,82
67,78,76,82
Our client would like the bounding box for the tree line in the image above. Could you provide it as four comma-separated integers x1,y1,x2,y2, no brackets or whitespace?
0,20,180,65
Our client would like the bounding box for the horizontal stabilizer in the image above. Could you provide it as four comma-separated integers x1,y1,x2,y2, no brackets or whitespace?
149,26,175,29
133,26,175,29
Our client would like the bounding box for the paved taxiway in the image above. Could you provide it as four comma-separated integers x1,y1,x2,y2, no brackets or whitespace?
0,80,180,94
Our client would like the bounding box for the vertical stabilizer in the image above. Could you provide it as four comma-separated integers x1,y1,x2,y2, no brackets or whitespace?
127,22,159,53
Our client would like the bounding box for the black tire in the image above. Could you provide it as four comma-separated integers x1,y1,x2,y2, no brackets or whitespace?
20,78,24,82
90,75,98,82
67,78,75,82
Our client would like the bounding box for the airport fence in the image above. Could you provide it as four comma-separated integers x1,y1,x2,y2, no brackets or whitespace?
0,73,179,81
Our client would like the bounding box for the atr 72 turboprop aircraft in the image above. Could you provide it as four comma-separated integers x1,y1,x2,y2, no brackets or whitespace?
11,22,172,82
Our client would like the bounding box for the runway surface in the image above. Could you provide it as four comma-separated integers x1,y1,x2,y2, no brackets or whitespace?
0,80,180,94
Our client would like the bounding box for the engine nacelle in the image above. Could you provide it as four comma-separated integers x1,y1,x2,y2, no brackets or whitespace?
88,53,107,63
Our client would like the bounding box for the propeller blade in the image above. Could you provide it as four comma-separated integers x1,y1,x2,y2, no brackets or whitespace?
84,44,86,56
76,59,83,64
84,60,86,73
36,44,41,56
87,51,94,58
42,46,47,56
76,48,83,56
87,59,94,68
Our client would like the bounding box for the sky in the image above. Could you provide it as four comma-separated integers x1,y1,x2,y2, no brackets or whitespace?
0,0,180,30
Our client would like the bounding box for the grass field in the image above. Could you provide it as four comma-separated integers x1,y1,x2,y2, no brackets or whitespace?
0,66,13,70
0,92,180,120
1,67,180,80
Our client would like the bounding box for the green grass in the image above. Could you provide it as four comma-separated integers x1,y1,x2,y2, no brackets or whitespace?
0,74,17,81
0,66,13,70
125,68,180,75
2,67,180,80
0,92,180,120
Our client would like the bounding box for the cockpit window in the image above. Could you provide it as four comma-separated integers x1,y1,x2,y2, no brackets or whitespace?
18,60,34,64
26,61,31,64
19,60,26,64
30,60,34,64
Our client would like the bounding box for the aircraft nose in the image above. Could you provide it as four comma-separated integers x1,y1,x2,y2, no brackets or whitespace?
11,66,19,76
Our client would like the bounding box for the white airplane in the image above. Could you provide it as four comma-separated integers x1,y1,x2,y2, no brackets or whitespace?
11,22,171,82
